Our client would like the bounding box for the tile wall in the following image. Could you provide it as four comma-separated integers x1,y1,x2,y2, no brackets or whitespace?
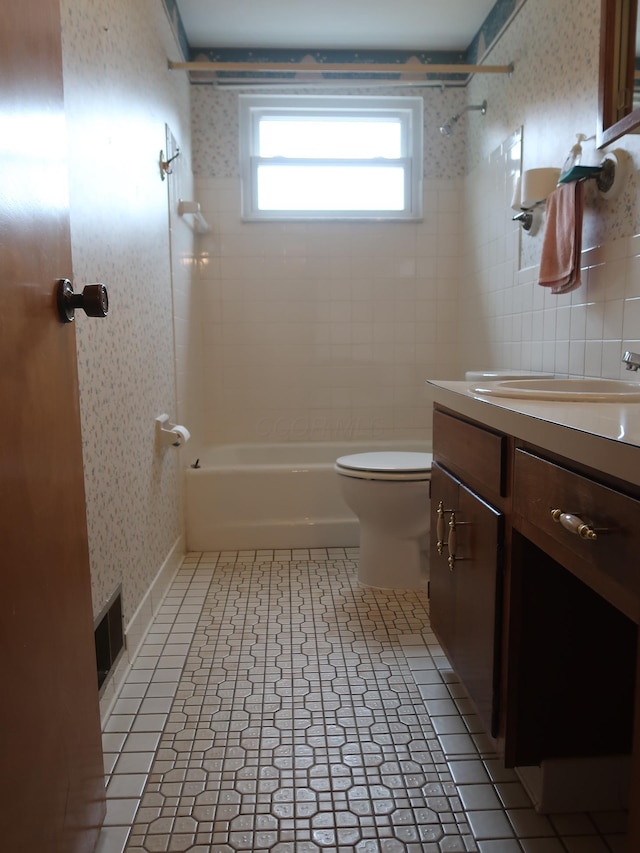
486,234,640,377
190,176,463,448
188,0,640,447
188,85,473,448
460,0,640,376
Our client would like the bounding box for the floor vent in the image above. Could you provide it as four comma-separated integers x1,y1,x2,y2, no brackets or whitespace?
94,585,124,691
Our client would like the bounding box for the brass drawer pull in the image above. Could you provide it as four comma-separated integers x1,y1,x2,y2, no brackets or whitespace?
551,509,598,540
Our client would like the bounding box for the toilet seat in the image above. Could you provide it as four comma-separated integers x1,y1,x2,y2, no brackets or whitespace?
335,451,432,482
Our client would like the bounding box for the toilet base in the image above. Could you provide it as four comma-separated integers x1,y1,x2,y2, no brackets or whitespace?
357,529,428,590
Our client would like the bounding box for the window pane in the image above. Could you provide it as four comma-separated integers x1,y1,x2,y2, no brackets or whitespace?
259,118,402,159
257,164,406,211
240,95,423,220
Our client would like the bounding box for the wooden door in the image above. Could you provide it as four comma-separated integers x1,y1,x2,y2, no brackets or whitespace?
0,2,106,852
430,462,504,737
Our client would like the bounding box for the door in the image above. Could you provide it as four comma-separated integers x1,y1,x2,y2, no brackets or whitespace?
430,462,504,737
0,2,106,852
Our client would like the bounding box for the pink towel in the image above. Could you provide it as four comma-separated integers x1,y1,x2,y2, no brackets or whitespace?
538,181,584,294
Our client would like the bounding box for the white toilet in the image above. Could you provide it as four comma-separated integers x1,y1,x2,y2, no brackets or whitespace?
334,451,433,590
335,371,552,590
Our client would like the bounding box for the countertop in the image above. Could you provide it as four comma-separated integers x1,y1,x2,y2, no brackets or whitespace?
426,380,640,488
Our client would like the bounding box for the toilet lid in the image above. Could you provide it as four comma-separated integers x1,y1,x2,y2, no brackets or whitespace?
335,451,432,481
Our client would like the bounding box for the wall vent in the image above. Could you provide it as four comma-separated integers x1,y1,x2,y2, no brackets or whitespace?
94,585,124,691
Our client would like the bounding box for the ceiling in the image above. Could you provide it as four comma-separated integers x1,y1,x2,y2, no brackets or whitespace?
175,0,498,53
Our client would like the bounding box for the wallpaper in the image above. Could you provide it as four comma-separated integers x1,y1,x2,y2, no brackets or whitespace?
60,0,193,622
461,0,640,378
467,0,640,251
192,85,470,181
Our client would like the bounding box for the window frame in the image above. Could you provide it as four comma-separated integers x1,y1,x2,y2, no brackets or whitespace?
238,94,424,222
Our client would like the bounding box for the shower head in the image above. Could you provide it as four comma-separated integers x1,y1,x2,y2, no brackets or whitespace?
439,99,487,137
439,117,457,138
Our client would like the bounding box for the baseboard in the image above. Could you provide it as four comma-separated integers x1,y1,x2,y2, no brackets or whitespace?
99,535,184,724
516,756,631,813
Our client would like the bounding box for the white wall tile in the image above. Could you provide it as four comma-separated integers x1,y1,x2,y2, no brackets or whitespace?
186,0,640,449
623,298,640,345
190,176,462,444
584,341,603,378
603,300,625,340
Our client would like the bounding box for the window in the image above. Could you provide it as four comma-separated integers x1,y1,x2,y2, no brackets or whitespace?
239,95,423,221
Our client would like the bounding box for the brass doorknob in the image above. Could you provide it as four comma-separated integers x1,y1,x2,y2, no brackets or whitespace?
56,278,109,323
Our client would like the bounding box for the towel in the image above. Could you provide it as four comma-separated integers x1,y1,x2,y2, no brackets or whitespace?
538,181,584,294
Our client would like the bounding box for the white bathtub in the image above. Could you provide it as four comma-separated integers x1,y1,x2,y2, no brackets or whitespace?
184,440,431,551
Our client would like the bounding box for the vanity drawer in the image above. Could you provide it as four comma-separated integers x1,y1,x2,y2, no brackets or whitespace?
433,409,506,499
513,448,640,615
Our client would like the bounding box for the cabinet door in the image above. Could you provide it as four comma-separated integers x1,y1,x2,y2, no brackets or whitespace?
430,462,504,736
430,463,460,658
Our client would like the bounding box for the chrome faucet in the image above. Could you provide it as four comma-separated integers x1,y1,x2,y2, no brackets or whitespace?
622,351,640,371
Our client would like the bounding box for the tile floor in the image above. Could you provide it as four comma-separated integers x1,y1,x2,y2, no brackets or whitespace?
97,550,627,853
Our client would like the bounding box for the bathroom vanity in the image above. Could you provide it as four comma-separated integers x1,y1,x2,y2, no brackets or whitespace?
427,379,640,840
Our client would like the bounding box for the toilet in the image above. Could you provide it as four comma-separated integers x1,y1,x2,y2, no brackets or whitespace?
334,451,432,590
335,371,554,590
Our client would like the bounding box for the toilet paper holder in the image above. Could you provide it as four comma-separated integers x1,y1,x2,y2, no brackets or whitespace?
155,414,191,448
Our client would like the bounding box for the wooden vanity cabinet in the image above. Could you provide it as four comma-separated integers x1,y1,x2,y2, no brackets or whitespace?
431,399,640,844
430,409,507,737
506,446,639,768
431,405,638,757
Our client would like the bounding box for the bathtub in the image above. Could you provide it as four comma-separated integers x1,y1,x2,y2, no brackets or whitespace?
184,440,431,551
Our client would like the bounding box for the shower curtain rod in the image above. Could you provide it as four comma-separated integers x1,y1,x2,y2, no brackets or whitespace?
169,60,513,76
193,78,467,90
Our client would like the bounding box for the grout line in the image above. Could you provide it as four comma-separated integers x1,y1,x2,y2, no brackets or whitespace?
96,552,627,853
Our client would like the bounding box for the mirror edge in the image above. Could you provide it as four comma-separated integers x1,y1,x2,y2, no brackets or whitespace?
598,0,640,148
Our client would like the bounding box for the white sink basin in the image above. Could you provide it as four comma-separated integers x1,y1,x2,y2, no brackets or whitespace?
471,377,640,402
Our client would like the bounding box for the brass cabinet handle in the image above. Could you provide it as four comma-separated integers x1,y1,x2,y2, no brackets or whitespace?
550,509,598,540
436,501,446,554
447,512,457,570
436,500,457,555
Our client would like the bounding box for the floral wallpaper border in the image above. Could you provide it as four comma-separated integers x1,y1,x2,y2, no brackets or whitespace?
162,0,525,85
161,0,190,60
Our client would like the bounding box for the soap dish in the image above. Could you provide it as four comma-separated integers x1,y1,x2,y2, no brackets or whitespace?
557,152,626,200
558,165,603,183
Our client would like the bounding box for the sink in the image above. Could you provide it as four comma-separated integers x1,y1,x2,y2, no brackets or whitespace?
471,377,640,402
